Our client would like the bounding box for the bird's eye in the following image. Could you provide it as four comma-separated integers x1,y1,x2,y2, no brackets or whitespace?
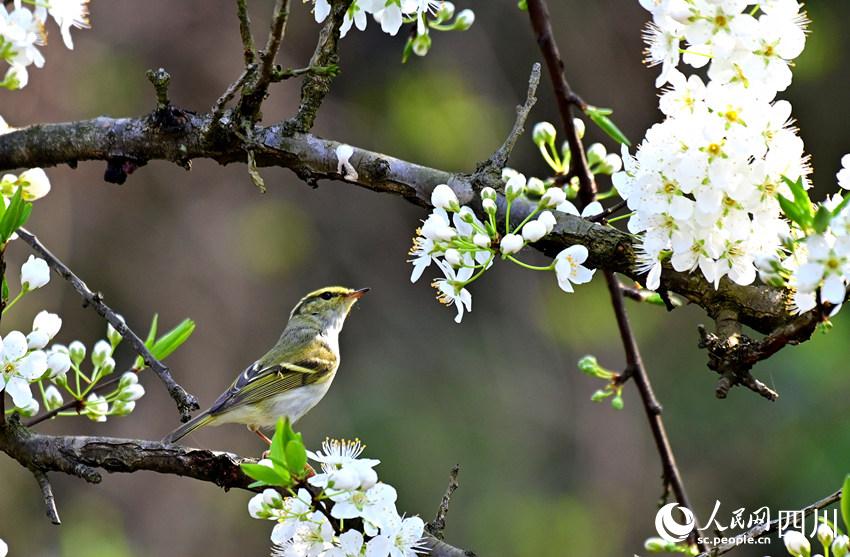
320,292,334,300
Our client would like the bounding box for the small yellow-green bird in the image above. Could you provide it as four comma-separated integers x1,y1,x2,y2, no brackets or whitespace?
163,286,368,444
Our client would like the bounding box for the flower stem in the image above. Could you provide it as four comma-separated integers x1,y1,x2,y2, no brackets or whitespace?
1,289,26,315
506,255,554,271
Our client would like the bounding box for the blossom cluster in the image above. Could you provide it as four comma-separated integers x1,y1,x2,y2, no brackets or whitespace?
784,524,849,557
613,0,811,290
248,439,425,557
1,255,145,421
313,0,473,59
1,0,91,89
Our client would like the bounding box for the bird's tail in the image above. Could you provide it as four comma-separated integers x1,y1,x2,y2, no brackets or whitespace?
162,411,215,444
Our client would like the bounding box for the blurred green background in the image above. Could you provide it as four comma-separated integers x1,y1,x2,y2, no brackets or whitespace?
1,1,849,556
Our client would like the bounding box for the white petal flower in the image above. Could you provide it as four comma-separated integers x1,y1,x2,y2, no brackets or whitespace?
365,514,426,557
314,0,331,22
0,537,7,557
307,438,381,491
540,187,567,208
17,168,51,200
431,260,473,323
330,482,398,535
33,311,62,339
838,154,850,190
46,347,71,379
784,530,810,557
554,245,595,293
21,255,50,290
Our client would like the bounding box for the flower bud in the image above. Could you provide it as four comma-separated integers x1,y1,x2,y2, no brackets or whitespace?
577,355,600,376
119,371,139,389
92,340,112,367
112,400,136,416
27,330,50,350
412,32,431,57
500,234,524,255
586,143,607,165
525,177,546,197
69,341,86,365
832,535,849,557
444,248,462,267
107,316,124,347
20,255,50,291
99,357,116,378
521,220,547,243
480,187,497,201
262,488,283,508
533,122,557,147
18,168,51,201
119,383,145,402
538,211,557,233
482,198,497,214
453,9,474,30
248,492,269,519
473,233,491,248
602,153,623,174
818,524,834,548
44,385,64,411
784,530,811,557
16,398,39,417
573,117,586,139
33,311,62,339
540,187,567,208
590,389,611,402
644,537,668,552
421,213,456,241
431,184,460,212
505,173,526,199
435,1,455,21
83,394,108,422
610,394,624,410
47,350,71,380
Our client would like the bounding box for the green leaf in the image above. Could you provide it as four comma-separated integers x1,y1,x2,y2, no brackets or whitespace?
841,474,850,534
0,187,31,243
585,106,631,146
517,0,527,9
240,463,288,486
401,36,414,64
813,205,833,234
149,318,195,360
282,417,302,446
1,277,8,303
778,193,808,228
782,175,814,217
285,439,308,475
269,418,288,475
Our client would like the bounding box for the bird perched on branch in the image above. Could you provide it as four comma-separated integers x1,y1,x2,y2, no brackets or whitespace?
163,286,368,444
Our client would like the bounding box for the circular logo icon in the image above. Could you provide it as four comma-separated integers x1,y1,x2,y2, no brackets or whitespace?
655,503,696,543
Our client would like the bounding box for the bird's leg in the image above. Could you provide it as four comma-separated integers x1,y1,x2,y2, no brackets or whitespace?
248,425,273,446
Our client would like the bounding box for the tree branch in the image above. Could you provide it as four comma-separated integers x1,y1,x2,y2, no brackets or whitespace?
15,227,199,420
526,0,596,206
237,0,291,122
0,113,803,338
0,415,474,557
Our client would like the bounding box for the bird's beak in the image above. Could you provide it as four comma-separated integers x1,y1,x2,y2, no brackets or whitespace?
348,287,370,300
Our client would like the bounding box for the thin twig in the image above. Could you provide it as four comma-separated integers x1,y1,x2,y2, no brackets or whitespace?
237,0,291,121
15,228,199,420
211,64,256,122
606,271,704,551
33,470,61,524
427,465,461,541
285,0,352,133
526,0,596,206
236,0,256,65
587,199,627,223
486,64,541,170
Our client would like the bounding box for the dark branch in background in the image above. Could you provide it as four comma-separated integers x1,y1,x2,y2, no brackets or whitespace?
0,415,473,557
696,487,842,557
16,228,199,420
236,0,291,122
525,1,703,551
526,0,595,206
427,465,461,541
284,0,352,133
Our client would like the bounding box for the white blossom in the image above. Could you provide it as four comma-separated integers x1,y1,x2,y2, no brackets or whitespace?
365,514,426,557
330,482,398,536
308,438,380,492
0,331,47,407
21,255,50,290
784,530,810,557
554,245,595,293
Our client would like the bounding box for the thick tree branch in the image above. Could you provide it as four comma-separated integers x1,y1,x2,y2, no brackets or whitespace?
0,114,802,339
15,228,199,420
0,416,473,557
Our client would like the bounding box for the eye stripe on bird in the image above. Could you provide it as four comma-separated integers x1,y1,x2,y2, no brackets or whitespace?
162,286,369,445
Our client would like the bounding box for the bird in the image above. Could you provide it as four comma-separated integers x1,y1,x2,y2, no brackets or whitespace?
163,286,368,444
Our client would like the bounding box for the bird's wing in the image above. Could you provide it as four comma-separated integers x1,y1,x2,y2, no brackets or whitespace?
208,358,335,416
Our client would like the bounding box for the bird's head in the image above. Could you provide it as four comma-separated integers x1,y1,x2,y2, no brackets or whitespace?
287,286,369,333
